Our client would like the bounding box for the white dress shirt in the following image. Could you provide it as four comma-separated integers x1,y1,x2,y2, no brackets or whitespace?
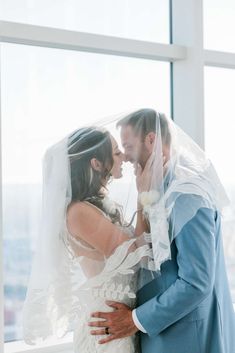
132,309,147,333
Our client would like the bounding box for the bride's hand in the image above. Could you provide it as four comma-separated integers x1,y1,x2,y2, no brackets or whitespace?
135,153,167,193
135,153,155,193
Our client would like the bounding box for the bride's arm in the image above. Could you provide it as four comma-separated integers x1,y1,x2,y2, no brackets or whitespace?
134,201,149,236
67,201,131,258
134,159,152,237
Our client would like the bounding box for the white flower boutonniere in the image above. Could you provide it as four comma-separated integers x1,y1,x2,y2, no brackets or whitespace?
102,196,117,215
138,190,161,213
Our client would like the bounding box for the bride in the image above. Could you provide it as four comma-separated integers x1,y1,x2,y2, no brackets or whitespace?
23,125,155,353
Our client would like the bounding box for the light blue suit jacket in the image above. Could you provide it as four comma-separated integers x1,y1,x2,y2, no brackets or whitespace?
136,196,235,353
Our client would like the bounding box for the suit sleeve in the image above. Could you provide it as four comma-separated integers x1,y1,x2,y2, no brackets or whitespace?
135,207,216,336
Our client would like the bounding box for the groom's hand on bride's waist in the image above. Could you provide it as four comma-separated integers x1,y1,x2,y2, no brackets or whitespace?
88,301,138,344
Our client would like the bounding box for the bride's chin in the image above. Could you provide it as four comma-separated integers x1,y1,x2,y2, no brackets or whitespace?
112,172,123,180
116,174,123,179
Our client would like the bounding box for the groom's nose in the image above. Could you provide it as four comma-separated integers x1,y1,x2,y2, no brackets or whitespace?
123,153,132,163
123,154,128,162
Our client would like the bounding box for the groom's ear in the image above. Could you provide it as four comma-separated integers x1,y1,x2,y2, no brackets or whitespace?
145,132,156,150
90,158,102,172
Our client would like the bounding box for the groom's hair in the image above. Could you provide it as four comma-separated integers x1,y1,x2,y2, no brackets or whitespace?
117,108,171,146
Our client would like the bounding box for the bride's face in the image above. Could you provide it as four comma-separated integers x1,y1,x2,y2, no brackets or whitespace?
110,136,125,179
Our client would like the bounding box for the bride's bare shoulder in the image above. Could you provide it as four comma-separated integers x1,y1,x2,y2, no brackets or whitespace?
66,201,106,240
67,201,105,223
67,201,129,256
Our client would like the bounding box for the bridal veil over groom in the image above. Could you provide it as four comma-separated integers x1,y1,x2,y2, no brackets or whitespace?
89,109,235,353
23,109,235,353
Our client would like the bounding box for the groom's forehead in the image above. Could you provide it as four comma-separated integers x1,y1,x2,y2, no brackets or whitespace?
120,125,140,139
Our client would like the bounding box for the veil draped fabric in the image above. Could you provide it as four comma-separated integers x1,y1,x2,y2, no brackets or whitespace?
23,109,230,345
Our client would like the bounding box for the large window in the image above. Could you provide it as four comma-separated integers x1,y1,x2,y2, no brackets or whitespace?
1,42,170,342
1,1,235,352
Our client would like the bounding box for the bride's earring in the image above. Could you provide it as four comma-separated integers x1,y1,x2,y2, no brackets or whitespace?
89,167,94,185
107,173,113,184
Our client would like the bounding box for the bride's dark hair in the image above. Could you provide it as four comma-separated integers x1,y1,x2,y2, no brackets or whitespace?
68,127,113,200
67,127,122,224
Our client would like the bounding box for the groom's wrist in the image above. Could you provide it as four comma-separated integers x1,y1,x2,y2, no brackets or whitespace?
132,309,147,333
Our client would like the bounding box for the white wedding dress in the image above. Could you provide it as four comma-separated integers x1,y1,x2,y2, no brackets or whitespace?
22,206,152,351
64,219,150,353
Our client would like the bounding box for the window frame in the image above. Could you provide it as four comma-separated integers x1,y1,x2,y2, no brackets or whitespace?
1,0,235,352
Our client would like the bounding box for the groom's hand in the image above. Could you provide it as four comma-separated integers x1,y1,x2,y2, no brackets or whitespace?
88,301,138,344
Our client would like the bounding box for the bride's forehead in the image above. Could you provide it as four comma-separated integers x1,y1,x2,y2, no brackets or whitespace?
110,135,118,148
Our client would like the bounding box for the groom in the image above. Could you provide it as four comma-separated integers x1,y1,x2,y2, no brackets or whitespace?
89,109,235,353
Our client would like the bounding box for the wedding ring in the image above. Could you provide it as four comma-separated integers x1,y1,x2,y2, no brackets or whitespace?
105,327,109,335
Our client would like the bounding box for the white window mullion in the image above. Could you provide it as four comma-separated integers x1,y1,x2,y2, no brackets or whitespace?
171,0,205,148
0,44,4,353
0,20,186,63
204,49,235,70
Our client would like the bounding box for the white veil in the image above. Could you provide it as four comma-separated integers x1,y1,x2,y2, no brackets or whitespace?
116,109,230,271
22,109,231,345
22,138,75,343
22,122,154,345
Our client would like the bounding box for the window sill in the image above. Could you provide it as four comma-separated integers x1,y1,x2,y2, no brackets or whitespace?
4,334,73,353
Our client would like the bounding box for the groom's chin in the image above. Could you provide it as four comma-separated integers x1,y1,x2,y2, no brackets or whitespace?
125,157,135,164
112,172,123,179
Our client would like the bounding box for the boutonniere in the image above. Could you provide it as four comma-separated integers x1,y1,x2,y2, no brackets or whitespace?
138,190,161,213
102,196,117,215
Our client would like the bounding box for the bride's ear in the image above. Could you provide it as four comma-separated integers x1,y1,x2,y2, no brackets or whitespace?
90,158,102,172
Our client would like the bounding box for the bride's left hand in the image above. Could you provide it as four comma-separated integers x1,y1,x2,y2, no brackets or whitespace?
135,152,156,193
88,301,138,344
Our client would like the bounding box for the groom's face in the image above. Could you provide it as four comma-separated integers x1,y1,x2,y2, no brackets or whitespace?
120,125,149,166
